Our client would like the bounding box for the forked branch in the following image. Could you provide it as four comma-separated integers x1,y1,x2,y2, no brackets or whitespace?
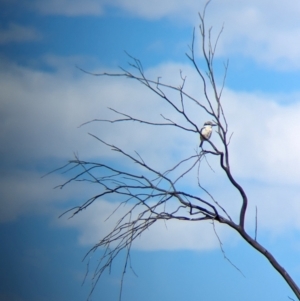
55,1,300,300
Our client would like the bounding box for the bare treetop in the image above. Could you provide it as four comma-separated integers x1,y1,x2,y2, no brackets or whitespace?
53,1,300,300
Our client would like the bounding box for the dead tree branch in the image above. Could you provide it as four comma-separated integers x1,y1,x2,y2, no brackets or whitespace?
55,1,300,300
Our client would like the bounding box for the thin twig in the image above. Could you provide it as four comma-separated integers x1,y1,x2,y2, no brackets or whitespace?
212,220,245,277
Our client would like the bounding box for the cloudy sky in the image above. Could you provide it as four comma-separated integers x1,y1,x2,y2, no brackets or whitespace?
1,0,300,300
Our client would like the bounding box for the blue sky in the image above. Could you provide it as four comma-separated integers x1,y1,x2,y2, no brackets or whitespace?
1,0,300,300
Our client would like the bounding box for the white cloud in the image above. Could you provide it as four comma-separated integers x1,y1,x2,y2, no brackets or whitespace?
222,89,300,185
122,0,300,69
213,0,300,70
32,0,105,16
0,170,82,223
109,0,204,20
27,0,203,18
244,183,300,237
0,23,41,44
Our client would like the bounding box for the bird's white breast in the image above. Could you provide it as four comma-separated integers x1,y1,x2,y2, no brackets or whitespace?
201,126,212,139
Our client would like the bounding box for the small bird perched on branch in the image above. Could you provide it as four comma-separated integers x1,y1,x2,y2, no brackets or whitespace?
199,121,216,147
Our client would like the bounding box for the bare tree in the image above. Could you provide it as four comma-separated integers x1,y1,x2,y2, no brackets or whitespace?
55,1,300,300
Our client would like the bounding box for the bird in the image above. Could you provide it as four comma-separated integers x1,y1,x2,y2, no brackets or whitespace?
199,121,216,147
